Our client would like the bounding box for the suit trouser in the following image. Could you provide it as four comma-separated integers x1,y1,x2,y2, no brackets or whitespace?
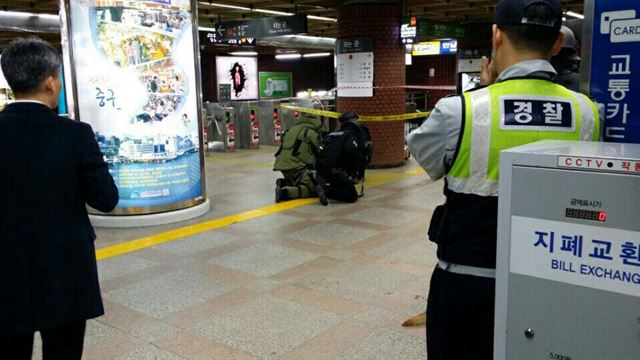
0,320,86,360
280,168,317,198
426,266,495,360
316,172,358,203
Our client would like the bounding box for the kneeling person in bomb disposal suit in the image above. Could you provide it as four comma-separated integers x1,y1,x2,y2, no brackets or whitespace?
315,112,373,206
273,114,322,202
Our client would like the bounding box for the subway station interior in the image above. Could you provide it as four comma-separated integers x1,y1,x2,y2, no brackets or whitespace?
0,0,639,359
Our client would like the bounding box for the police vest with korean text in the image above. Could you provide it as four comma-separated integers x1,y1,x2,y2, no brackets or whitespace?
431,78,600,269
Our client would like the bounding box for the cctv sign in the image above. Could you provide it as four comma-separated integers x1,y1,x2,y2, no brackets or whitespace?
585,0,640,144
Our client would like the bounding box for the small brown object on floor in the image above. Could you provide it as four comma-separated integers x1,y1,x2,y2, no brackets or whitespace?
402,312,426,326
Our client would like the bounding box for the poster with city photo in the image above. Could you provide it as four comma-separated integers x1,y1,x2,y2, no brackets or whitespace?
215,56,259,100
64,0,204,211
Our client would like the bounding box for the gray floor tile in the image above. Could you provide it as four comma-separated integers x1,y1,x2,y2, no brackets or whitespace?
332,328,426,360
289,223,379,248
105,270,236,318
344,207,422,227
116,345,186,360
294,262,421,304
98,255,157,282
155,231,240,256
195,297,341,359
212,242,317,277
234,213,304,233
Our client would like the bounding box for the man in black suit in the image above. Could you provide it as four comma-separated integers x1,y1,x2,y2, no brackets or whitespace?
0,37,119,359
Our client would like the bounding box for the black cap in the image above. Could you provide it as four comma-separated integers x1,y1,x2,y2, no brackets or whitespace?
494,0,562,30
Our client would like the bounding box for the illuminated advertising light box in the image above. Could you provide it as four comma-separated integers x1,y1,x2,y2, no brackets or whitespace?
259,72,292,99
60,0,207,215
412,40,457,56
215,56,259,100
412,41,441,56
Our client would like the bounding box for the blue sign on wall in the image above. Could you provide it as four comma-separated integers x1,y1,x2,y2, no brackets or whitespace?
439,39,457,55
588,0,640,143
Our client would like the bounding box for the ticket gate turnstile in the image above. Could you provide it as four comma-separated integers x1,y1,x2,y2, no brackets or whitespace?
203,102,236,152
229,101,260,149
257,100,283,146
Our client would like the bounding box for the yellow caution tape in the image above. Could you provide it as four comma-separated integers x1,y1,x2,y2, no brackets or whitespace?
280,105,430,123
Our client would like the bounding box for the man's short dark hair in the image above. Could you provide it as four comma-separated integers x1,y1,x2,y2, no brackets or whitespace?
1,37,61,95
498,4,560,54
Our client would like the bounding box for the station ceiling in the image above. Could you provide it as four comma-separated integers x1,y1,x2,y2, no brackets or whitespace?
0,0,585,50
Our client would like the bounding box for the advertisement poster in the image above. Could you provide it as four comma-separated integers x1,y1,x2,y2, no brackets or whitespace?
586,0,639,143
259,72,292,99
65,0,205,212
215,56,258,100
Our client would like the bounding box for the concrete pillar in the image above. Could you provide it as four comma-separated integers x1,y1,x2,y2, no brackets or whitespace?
337,0,406,168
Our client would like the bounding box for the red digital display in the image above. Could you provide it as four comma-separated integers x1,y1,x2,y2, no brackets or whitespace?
565,208,607,222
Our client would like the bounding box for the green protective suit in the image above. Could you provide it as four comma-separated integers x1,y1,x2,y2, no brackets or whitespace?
273,115,322,199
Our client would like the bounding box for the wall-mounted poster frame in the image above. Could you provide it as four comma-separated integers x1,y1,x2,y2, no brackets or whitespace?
59,0,209,220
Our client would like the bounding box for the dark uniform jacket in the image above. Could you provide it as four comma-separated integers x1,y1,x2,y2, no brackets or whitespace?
317,121,369,181
0,102,119,334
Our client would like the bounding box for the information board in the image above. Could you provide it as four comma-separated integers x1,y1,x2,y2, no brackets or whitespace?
61,0,205,213
584,0,640,143
336,38,374,97
218,83,231,102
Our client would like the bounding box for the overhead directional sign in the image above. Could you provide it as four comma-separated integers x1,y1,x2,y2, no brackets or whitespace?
199,30,255,46
203,15,307,45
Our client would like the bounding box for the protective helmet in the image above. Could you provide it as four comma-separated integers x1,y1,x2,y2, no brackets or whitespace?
560,25,577,50
339,111,359,124
560,25,580,61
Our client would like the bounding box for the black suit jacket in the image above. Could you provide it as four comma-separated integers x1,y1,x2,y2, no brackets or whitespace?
0,102,119,334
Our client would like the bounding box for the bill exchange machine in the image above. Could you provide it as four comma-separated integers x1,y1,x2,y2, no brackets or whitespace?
495,140,640,360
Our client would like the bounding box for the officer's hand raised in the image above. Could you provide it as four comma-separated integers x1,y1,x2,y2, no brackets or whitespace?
480,56,497,86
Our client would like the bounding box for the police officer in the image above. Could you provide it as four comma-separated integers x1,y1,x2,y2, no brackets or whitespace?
407,1,600,359
315,112,372,206
551,25,581,91
273,114,322,202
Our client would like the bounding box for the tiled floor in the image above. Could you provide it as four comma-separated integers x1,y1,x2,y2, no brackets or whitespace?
33,146,444,359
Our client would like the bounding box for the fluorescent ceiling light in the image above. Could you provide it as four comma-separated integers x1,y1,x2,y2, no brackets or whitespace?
306,15,337,22
198,2,250,11
283,34,336,42
229,51,258,56
275,53,302,60
0,10,58,21
303,52,331,58
565,11,584,19
254,9,293,16
199,2,336,22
